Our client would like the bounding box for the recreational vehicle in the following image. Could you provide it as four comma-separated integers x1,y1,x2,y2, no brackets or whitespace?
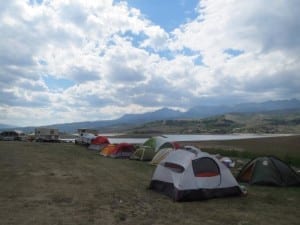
75,128,98,145
35,127,59,142
0,130,26,141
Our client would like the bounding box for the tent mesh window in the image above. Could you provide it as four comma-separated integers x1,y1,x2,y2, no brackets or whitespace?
160,142,174,149
164,162,185,173
192,157,220,177
122,146,134,152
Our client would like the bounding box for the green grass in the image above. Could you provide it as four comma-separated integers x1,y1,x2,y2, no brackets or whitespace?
186,135,300,166
0,141,300,225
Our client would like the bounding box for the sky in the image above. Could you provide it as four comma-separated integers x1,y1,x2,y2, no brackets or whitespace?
0,0,300,127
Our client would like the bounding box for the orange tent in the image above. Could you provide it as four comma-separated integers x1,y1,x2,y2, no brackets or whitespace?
100,143,135,158
100,144,116,156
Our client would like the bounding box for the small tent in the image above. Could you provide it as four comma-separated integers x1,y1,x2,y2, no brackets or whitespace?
88,136,110,151
130,136,177,161
100,144,117,157
150,145,201,165
106,143,136,158
150,149,242,201
236,156,300,186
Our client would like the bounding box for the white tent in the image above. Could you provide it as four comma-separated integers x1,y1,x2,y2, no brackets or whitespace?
149,149,242,201
182,145,202,154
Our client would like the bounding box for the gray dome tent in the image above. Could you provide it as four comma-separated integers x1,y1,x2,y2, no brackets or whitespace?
236,156,300,186
149,149,243,201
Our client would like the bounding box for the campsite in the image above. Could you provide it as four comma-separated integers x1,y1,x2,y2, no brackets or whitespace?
0,136,299,225
1,0,299,224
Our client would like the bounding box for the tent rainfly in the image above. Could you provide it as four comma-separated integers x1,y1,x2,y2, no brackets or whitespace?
100,143,136,158
236,156,300,186
150,148,174,165
100,144,117,157
88,136,110,151
130,136,178,161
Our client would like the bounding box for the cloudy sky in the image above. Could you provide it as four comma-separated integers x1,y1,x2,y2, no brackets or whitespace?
0,0,299,127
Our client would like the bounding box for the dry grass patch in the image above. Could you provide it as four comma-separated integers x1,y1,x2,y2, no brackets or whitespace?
0,141,299,225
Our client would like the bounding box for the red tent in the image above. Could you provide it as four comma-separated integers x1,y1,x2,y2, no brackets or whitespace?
91,136,110,145
88,136,110,151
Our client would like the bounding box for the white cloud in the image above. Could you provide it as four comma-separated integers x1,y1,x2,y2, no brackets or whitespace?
169,0,300,101
0,0,299,126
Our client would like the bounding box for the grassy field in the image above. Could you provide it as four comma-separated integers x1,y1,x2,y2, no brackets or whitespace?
186,135,300,167
0,140,300,225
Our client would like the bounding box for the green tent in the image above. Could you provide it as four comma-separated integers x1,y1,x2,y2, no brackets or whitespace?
150,148,174,165
130,136,174,161
236,156,300,186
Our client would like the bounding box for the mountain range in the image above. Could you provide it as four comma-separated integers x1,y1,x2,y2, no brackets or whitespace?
1,99,300,133
0,124,15,129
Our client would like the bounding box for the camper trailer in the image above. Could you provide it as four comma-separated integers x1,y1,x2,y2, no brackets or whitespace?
35,127,59,142
0,130,26,141
75,128,98,145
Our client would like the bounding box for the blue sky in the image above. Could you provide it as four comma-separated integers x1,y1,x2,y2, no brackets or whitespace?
118,0,199,31
43,76,75,91
0,0,299,126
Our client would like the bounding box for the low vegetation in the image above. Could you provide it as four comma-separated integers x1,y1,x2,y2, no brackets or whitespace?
127,110,300,134
0,140,299,225
185,135,300,167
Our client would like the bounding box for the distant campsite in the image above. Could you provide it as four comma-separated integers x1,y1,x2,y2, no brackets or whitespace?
0,129,300,224
2,127,299,194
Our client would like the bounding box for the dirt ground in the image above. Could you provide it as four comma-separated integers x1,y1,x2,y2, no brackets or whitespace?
0,140,299,225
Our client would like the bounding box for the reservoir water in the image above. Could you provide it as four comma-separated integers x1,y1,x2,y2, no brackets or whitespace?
108,133,292,144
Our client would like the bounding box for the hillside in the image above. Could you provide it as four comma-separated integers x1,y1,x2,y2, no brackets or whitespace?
184,98,300,118
127,109,300,134
0,123,16,129
2,99,300,133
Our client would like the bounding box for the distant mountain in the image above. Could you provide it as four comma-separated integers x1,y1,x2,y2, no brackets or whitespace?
42,120,121,133
129,108,300,134
232,99,300,112
23,108,182,133
117,108,182,123
183,105,229,118
5,99,300,133
184,99,300,118
0,123,17,130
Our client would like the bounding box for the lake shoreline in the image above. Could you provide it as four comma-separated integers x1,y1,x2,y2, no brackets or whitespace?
107,133,297,144
110,132,296,138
